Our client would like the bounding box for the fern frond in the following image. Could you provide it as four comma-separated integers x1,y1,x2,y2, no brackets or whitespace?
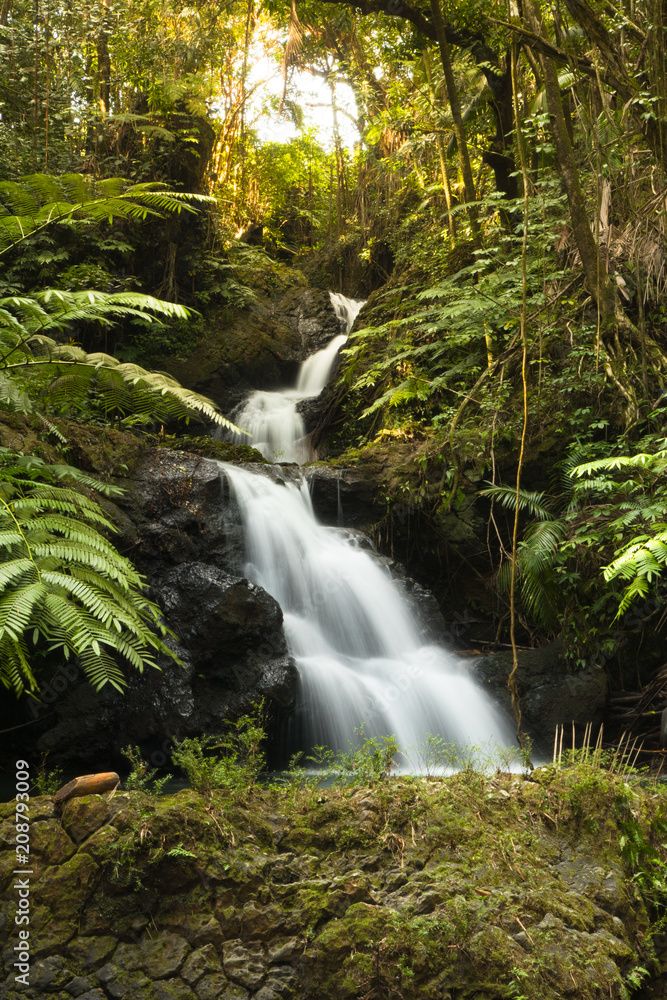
480,484,552,520
0,468,180,695
0,175,214,256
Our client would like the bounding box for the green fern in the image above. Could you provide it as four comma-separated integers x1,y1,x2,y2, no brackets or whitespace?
0,459,179,696
480,483,552,520
0,290,240,431
0,174,212,256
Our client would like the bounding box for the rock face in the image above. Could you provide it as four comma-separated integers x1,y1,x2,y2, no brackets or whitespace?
474,640,608,749
0,769,664,999
158,284,346,413
304,466,385,531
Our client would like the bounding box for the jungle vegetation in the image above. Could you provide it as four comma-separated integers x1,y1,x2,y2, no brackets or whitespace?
0,0,667,698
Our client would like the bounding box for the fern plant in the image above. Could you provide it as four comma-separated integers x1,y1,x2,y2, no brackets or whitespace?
0,174,210,256
572,448,667,617
0,265,238,432
0,453,178,696
483,439,667,630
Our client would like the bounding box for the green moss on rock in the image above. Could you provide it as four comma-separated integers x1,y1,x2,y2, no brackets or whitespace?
3,769,667,998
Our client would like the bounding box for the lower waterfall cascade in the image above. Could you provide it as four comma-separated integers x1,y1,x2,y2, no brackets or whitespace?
229,291,365,464
222,291,515,760
222,462,516,758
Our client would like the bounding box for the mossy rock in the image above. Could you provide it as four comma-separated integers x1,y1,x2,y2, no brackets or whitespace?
4,775,666,998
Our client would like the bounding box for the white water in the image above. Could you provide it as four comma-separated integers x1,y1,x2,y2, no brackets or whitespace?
230,292,365,464
222,462,516,758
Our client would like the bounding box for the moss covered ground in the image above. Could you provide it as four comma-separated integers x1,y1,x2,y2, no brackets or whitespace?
1,766,667,999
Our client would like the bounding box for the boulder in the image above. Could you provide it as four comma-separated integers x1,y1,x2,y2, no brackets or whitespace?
474,640,608,749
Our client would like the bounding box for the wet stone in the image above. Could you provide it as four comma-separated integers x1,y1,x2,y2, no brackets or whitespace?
60,797,111,845
194,974,235,1000
113,934,190,979
266,939,300,964
65,977,94,997
153,980,198,1000
95,963,153,999
240,903,282,940
262,965,299,996
222,941,265,990
33,956,72,991
181,946,223,986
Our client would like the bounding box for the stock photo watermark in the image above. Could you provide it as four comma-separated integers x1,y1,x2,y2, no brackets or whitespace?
13,760,32,987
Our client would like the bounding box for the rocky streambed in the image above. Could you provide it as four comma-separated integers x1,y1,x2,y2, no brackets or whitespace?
2,767,667,1000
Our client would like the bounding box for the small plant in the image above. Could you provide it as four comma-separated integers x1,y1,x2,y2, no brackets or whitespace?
411,734,460,775
335,731,400,785
33,754,63,796
171,701,268,799
625,966,650,992
165,843,197,859
518,733,534,776
300,729,401,788
121,745,172,795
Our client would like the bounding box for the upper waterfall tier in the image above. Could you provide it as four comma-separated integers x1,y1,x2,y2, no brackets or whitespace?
228,292,365,464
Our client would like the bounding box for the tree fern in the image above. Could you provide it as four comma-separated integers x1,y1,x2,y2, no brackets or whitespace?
0,458,179,696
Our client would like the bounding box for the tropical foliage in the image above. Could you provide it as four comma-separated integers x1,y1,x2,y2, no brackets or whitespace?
0,452,177,696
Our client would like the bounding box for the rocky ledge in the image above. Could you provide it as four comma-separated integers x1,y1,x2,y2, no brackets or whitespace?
1,766,667,1000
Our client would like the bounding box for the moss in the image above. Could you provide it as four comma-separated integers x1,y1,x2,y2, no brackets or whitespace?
156,435,267,463
9,772,667,999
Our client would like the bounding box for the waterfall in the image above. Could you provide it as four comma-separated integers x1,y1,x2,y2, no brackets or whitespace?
230,292,365,464
222,291,514,763
222,462,516,760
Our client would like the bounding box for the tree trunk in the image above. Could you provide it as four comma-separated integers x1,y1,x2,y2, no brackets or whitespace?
523,0,618,323
429,0,481,245
97,30,111,115
423,48,456,239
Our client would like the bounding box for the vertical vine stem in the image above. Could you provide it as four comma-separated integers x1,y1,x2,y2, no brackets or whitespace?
508,41,530,746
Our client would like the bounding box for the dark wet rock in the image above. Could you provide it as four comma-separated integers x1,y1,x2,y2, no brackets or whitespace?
159,283,344,414
295,394,328,436
32,956,72,992
115,449,234,576
66,977,95,997
34,452,298,766
158,565,286,666
304,466,384,531
95,962,154,999
474,639,608,744
284,287,346,355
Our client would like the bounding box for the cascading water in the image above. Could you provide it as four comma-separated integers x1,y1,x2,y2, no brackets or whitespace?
222,463,515,757
221,291,514,760
229,292,365,464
